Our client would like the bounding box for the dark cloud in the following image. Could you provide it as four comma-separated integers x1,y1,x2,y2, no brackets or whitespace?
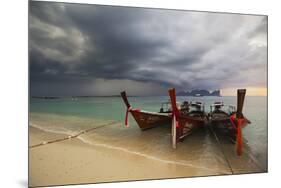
29,1,267,96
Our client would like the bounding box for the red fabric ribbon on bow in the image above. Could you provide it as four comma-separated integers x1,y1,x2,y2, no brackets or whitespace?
125,107,132,127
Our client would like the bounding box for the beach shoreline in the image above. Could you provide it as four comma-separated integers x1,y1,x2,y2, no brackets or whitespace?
29,120,265,187
29,125,228,187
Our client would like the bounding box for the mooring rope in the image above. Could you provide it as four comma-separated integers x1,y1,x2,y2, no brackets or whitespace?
209,126,234,174
29,121,119,149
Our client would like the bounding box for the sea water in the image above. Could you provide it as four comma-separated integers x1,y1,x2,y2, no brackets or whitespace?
29,96,267,174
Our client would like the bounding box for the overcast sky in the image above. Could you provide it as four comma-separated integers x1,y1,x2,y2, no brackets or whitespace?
29,1,267,96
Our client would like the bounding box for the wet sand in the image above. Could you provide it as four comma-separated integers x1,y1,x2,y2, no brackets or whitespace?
29,123,265,187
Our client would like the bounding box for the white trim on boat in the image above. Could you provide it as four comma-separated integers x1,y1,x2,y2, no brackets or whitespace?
139,110,171,116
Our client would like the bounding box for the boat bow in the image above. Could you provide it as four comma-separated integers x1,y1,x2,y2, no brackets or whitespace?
120,91,171,130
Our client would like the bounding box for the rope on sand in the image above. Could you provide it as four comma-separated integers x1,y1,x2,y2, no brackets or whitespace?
209,126,234,174
29,121,119,149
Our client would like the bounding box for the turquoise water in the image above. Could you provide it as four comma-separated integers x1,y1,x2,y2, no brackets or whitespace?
29,96,267,171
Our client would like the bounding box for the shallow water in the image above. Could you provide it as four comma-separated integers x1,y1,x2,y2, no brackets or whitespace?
29,96,267,174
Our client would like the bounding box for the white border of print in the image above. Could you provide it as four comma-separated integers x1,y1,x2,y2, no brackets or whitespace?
1,0,280,188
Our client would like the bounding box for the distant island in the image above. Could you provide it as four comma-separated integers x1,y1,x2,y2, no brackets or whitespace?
177,89,221,97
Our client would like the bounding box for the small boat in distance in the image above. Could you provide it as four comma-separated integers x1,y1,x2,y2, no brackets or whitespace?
120,91,171,130
208,89,251,155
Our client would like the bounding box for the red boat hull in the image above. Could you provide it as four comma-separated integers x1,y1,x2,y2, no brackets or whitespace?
210,112,250,142
130,110,171,130
176,114,207,141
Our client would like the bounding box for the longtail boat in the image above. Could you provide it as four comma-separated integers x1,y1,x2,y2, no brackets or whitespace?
208,89,251,155
168,88,208,148
120,91,207,134
120,91,171,130
120,89,250,155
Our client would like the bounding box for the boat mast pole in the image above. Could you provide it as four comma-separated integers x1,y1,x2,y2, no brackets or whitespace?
168,88,179,149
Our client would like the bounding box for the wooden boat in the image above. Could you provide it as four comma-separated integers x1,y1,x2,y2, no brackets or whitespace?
120,91,171,130
208,89,251,155
208,101,236,129
168,88,208,148
121,89,250,153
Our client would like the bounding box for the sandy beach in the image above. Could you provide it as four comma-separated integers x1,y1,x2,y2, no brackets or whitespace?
29,121,264,187
29,126,221,187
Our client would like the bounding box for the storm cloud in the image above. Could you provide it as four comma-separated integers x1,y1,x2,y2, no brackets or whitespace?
29,1,267,96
